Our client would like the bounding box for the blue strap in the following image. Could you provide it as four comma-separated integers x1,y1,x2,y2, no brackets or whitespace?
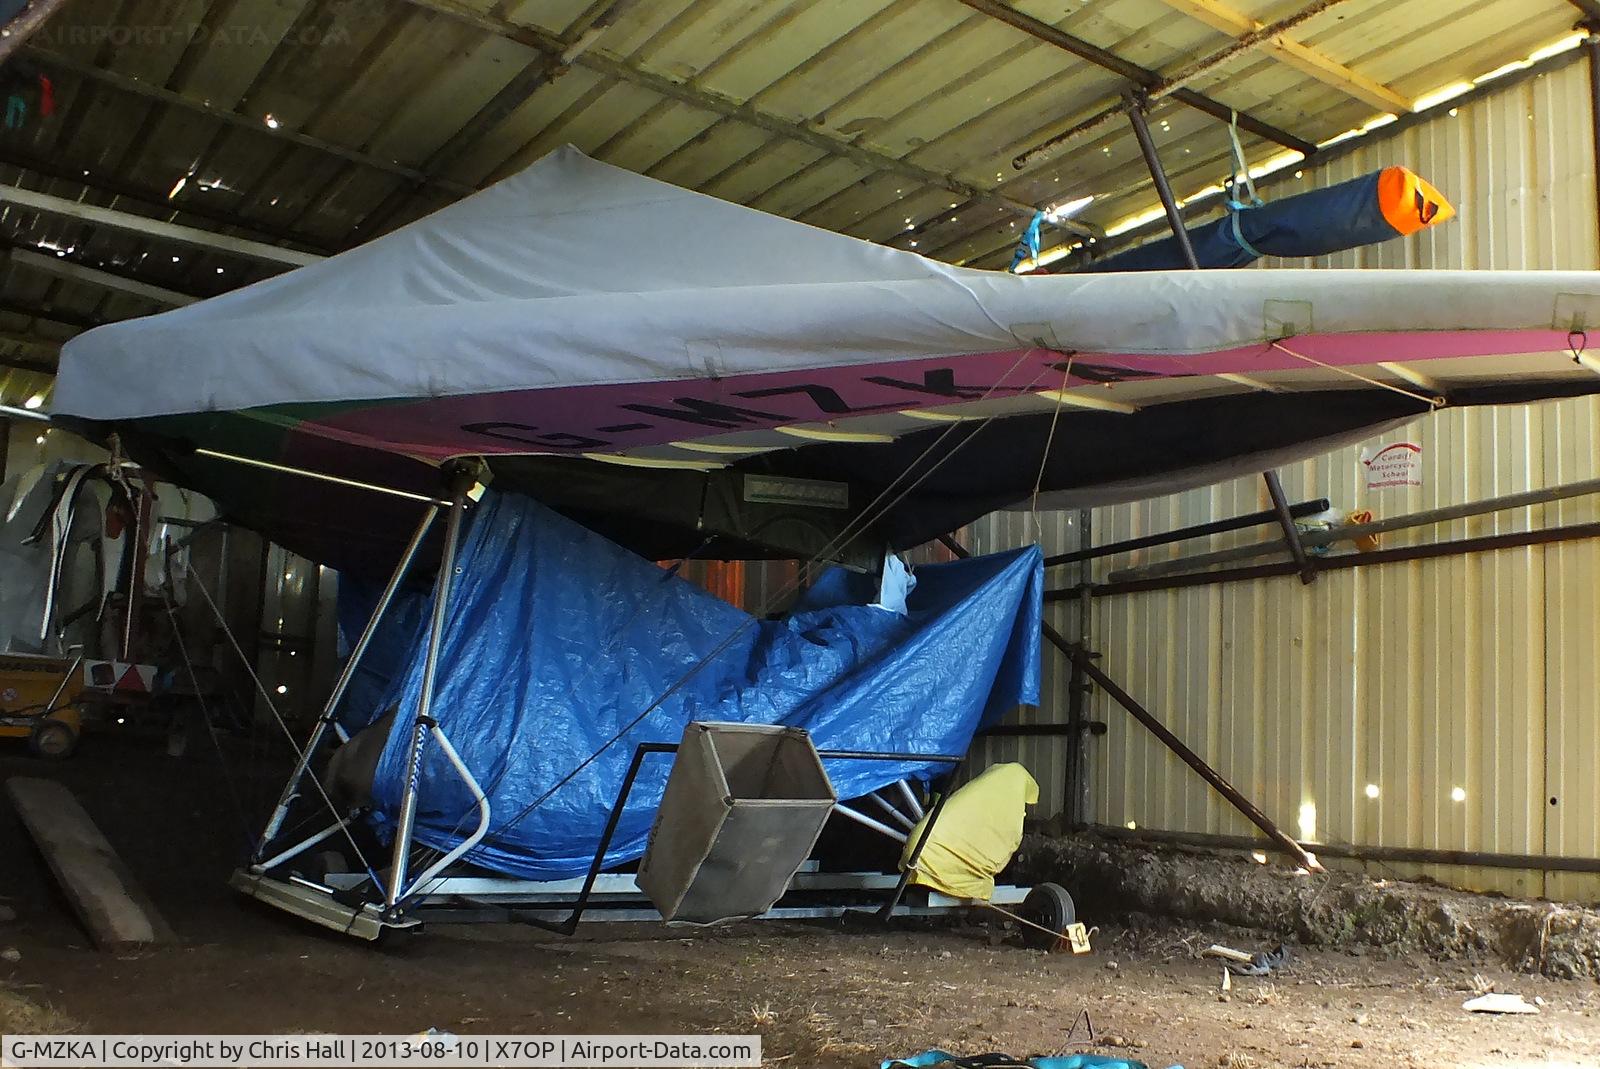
1228,208,1264,259
1009,211,1046,269
1226,111,1263,209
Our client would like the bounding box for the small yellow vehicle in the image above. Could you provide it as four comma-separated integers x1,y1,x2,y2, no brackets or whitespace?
0,652,86,759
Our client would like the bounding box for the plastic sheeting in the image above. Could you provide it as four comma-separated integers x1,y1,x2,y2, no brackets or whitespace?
350,491,1042,880
900,762,1038,901
1090,167,1453,272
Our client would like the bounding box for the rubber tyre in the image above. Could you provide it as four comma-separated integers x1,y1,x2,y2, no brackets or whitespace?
1018,881,1076,950
29,717,79,760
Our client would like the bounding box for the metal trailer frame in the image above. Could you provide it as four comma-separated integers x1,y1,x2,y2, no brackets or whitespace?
317,866,1031,927
232,460,1020,941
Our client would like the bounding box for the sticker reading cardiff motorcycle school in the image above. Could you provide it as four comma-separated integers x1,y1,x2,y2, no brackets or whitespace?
1361,441,1422,490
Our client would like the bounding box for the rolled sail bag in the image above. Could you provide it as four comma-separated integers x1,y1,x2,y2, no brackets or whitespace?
1087,166,1455,272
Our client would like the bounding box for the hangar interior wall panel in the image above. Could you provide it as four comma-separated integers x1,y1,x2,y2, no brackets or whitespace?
1014,59,1600,898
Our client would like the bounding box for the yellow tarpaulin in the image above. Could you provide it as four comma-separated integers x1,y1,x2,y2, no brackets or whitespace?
899,763,1038,901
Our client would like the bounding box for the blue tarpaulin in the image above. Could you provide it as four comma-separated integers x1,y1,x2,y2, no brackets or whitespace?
342,491,1042,880
1086,167,1452,272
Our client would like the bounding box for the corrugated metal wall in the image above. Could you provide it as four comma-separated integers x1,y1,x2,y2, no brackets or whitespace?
968,56,1600,900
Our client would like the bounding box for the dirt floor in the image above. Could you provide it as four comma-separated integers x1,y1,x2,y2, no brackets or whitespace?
3,737,1600,1068
1019,836,1600,981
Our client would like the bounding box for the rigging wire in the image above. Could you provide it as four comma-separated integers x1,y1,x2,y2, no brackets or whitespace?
186,567,384,886
159,587,255,853
1269,341,1445,408
1028,354,1075,542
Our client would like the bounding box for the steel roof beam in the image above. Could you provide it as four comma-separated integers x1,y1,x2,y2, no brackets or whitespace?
24,49,475,199
5,246,198,307
400,0,1092,233
0,332,64,370
0,146,337,255
1,358,57,376
1154,0,1410,113
957,0,1316,157
0,184,322,267
0,300,101,332
0,329,65,352
0,0,70,66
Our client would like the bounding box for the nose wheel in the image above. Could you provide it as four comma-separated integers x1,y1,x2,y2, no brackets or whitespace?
1017,881,1075,950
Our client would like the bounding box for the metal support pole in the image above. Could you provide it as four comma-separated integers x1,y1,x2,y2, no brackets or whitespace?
42,653,83,714
1586,27,1600,255
1131,97,1318,596
1263,470,1318,584
385,470,475,912
1083,519,1600,598
255,504,440,859
1108,475,1600,583
120,482,149,661
936,532,968,559
515,743,676,936
1044,498,1329,567
1043,621,1321,872
1126,99,1200,270
1062,508,1094,825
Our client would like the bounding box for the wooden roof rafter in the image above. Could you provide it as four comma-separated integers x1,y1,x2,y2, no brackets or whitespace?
1153,0,1413,114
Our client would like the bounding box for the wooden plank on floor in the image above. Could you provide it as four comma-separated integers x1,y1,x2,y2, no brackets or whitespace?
5,777,173,949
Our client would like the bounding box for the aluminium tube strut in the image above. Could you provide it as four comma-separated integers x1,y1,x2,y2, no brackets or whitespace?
386,470,475,912
255,504,440,860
